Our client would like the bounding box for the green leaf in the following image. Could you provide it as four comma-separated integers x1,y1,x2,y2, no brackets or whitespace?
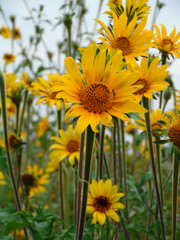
139,172,152,188
156,120,166,126
153,139,170,145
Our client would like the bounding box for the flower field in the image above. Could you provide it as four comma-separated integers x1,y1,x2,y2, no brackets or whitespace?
0,0,180,239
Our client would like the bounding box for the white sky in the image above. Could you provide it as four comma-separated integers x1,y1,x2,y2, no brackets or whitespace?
0,0,180,102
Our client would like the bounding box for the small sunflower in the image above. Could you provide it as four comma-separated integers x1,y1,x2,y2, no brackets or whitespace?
166,111,180,149
125,119,136,134
128,57,169,102
153,24,180,58
32,73,64,110
87,179,124,225
4,72,21,98
60,42,147,134
3,53,16,65
8,133,22,150
49,124,80,165
107,0,150,21
96,10,153,63
13,27,21,39
0,25,11,38
135,109,168,134
20,72,33,91
0,171,7,185
11,229,25,240
22,164,50,197
36,117,49,138
46,157,59,173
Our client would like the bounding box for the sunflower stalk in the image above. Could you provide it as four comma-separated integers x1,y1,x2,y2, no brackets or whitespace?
142,97,166,240
77,125,95,240
172,150,180,240
0,70,29,238
57,109,65,226
159,52,167,109
18,90,28,135
99,125,105,179
117,119,123,189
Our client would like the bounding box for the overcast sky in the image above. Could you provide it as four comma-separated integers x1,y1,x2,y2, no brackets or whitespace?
0,0,180,103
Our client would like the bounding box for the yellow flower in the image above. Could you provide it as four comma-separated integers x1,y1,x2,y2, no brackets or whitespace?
0,171,7,185
3,53,16,65
125,119,136,134
36,117,49,138
32,73,64,110
107,0,150,21
0,98,15,117
8,133,22,150
0,138,5,149
87,179,124,225
96,11,153,63
128,57,169,102
46,157,59,172
22,164,50,197
153,24,180,58
13,27,21,39
49,124,80,165
0,25,11,38
11,230,25,240
166,111,180,149
61,43,147,134
20,72,33,91
176,90,180,108
4,72,21,97
135,109,168,134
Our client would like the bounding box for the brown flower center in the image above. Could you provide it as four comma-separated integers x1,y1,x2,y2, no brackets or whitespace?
151,123,162,131
112,37,132,55
4,54,13,60
50,91,58,99
168,124,180,148
22,174,36,187
9,134,21,149
93,196,111,213
66,140,79,153
162,39,173,51
79,83,114,114
133,78,149,95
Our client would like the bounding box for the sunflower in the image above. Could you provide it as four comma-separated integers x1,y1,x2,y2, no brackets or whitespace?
22,164,50,197
86,179,124,225
125,119,136,134
49,124,80,165
36,117,49,138
135,109,168,134
20,72,33,91
153,24,180,58
95,10,153,63
3,53,16,65
11,230,25,240
0,171,7,185
166,111,180,149
32,73,64,110
176,90,180,108
0,25,11,38
128,57,169,102
106,0,150,21
8,133,22,150
13,27,21,39
46,157,59,173
4,72,21,98
60,43,147,134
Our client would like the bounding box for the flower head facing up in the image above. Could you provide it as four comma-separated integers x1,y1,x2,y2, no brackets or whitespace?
32,73,64,110
61,42,147,134
3,53,16,65
96,11,153,63
5,72,21,98
128,57,169,102
22,164,50,197
49,124,80,165
153,24,180,58
87,179,124,225
0,25,11,38
20,72,33,91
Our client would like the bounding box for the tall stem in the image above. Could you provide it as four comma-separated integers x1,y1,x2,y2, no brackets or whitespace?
159,52,167,109
99,125,105,179
143,97,166,240
77,126,95,240
172,150,180,240
76,131,85,238
0,70,28,238
117,119,123,189
19,90,28,135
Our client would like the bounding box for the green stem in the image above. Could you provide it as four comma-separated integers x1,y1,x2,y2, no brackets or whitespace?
156,137,163,205
18,90,28,135
117,119,123,189
120,120,128,215
159,52,167,109
142,97,166,240
172,150,180,240
15,103,20,134
113,122,117,184
67,26,71,57
0,70,28,238
146,189,154,240
76,131,85,238
99,125,105,179
77,125,95,240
